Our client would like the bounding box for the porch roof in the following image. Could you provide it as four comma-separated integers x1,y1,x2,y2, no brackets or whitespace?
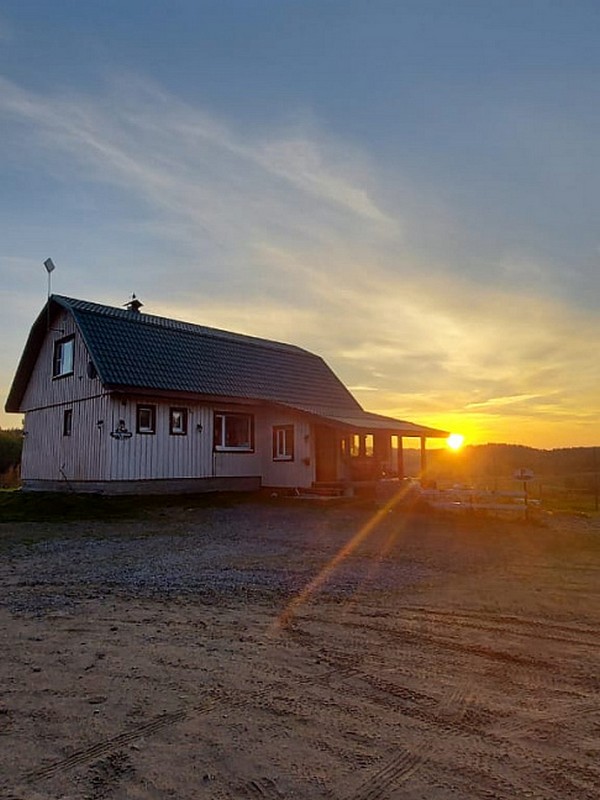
288,405,449,438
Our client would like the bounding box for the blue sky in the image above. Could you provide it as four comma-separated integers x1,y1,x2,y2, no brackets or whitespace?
1,1,599,446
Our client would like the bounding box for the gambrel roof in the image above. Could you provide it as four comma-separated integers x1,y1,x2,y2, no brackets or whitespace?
5,295,448,438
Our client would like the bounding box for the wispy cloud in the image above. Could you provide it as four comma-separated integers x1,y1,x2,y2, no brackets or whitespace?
0,75,598,446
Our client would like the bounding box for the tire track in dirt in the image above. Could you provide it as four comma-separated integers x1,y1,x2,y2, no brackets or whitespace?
14,651,360,791
305,613,555,669
348,749,422,800
282,622,486,736
19,687,236,785
22,707,190,783
392,607,600,650
11,609,579,797
292,612,587,747
244,776,286,798
279,619,568,800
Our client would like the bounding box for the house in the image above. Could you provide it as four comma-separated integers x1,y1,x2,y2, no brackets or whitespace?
5,295,449,494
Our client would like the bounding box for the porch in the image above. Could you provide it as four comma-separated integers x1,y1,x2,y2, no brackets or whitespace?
311,412,450,490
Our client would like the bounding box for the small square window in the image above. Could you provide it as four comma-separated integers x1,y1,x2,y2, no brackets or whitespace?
169,407,188,435
53,336,74,378
273,425,294,461
63,409,73,437
136,405,156,434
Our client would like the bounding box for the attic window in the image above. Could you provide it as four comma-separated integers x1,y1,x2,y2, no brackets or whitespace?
52,336,74,378
214,412,254,452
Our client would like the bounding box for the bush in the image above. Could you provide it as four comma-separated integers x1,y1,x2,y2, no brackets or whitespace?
0,464,21,489
0,428,22,474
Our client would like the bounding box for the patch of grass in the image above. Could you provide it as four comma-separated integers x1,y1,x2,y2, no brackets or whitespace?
0,489,253,524
539,488,599,516
0,490,142,523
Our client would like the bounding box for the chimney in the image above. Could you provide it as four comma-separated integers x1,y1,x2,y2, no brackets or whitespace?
124,293,143,313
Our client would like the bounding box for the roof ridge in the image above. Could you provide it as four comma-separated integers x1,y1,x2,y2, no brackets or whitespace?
52,295,310,356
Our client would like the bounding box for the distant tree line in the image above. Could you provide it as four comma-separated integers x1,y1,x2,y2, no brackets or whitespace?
426,444,600,491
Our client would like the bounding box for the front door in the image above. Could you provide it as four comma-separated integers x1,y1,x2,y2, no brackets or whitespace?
315,425,338,482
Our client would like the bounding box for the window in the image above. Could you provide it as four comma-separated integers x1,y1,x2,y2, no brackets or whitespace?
350,434,361,457
214,412,254,452
273,425,294,461
63,409,73,437
169,407,188,436
136,404,156,434
52,336,74,378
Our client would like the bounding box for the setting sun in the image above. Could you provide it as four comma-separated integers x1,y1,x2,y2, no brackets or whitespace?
447,433,464,451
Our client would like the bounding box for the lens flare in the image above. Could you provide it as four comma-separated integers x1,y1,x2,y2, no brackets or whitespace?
447,433,464,450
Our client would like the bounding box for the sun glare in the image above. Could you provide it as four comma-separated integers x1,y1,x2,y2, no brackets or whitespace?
447,433,464,451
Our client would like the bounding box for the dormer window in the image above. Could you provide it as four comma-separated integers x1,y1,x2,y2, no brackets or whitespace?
52,336,74,378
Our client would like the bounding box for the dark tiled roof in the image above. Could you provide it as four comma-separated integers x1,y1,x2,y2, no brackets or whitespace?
5,296,449,437
8,295,361,413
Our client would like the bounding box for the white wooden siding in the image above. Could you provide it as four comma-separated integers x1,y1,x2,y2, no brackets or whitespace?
21,311,104,410
258,409,314,487
106,399,213,481
22,396,317,487
22,394,111,481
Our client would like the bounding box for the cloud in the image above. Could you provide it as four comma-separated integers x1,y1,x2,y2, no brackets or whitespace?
0,75,598,446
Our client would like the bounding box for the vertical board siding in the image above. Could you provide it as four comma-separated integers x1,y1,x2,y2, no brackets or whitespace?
22,397,316,487
19,310,114,483
22,394,110,481
21,311,104,410
258,409,313,487
106,400,213,481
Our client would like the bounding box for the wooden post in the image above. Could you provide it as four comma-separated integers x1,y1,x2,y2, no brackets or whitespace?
420,437,427,483
397,436,404,479
359,434,366,457
594,446,599,513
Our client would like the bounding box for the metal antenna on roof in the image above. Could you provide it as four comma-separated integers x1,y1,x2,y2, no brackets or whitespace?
43,258,56,331
44,258,55,295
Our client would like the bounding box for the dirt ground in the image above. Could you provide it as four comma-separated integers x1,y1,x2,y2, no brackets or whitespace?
1,499,599,800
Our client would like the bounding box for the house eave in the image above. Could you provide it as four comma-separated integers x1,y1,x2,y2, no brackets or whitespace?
105,385,271,408
102,388,449,438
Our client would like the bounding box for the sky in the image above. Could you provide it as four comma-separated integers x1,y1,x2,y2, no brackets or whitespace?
1,0,598,448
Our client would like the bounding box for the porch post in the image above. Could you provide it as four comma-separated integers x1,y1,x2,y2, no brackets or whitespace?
358,434,367,457
397,436,404,479
420,436,427,479
374,433,391,472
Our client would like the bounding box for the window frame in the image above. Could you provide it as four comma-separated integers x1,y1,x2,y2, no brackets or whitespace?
213,411,254,453
52,335,75,379
169,407,188,436
136,404,157,435
272,424,294,462
63,408,73,437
